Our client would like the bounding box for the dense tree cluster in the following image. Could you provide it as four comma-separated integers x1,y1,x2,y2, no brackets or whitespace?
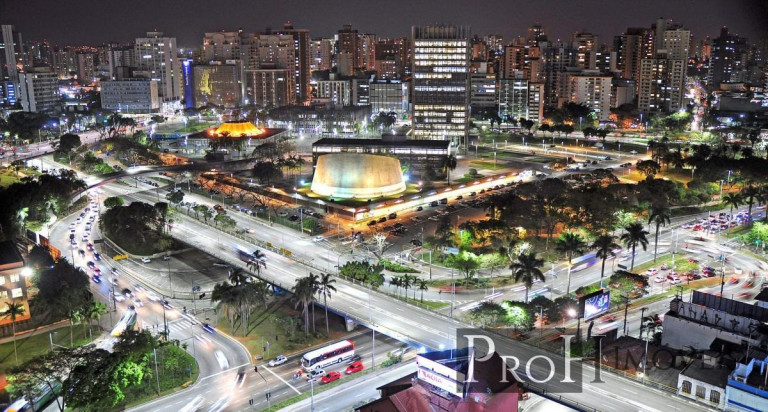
0,170,86,240
100,201,176,254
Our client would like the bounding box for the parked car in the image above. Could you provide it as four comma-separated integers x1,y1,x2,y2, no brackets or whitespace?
388,213,397,220
141,257,151,263
307,369,326,382
313,235,324,242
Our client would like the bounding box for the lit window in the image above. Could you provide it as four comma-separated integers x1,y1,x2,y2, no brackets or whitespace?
11,288,22,298
9,274,19,283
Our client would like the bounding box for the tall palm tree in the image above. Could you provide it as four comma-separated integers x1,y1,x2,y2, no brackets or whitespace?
211,282,240,330
228,267,249,286
317,273,337,336
85,301,107,336
621,223,650,271
722,193,742,217
592,235,620,288
292,273,319,335
2,301,25,365
417,280,429,302
648,207,671,262
509,252,545,303
555,232,586,295
389,276,402,296
742,185,760,223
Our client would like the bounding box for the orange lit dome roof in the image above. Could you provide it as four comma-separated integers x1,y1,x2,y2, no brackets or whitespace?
213,121,265,137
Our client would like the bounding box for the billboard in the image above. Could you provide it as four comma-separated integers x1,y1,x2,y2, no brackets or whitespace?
581,290,611,321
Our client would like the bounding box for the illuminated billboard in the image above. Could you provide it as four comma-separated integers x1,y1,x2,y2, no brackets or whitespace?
581,290,611,321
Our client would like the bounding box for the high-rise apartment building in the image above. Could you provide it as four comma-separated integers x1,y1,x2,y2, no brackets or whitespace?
374,38,409,79
254,34,296,105
18,68,59,113
503,44,541,81
134,31,182,100
566,72,612,121
527,23,548,47
617,28,655,82
202,31,242,62
359,33,377,71
470,62,497,108
76,52,95,84
337,24,359,76
270,22,311,103
571,32,599,70
541,42,578,107
1,25,24,83
411,24,471,141
310,38,334,72
498,72,543,123
638,54,687,114
245,69,291,108
708,27,748,87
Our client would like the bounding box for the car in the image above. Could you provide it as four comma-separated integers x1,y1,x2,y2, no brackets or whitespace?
93,252,101,261
653,275,666,283
113,294,126,302
660,263,669,270
145,291,161,302
141,257,151,263
278,211,288,217
388,213,397,220
439,198,448,205
234,369,247,389
692,225,702,231
84,225,91,232
646,268,659,275
345,361,364,375
87,261,96,269
306,369,326,382
133,298,144,307
162,255,170,261
86,242,94,251
428,216,440,222
91,275,102,284
69,223,76,229
321,371,342,384
213,204,224,211
109,277,119,286
133,283,144,292
288,215,300,222
245,228,256,234
429,201,439,207
202,323,216,334
161,299,173,310
268,355,288,367
411,239,423,246
455,195,463,200
737,292,753,300
377,217,387,223
630,150,638,154
367,220,377,227
93,267,101,276
668,276,682,285
729,276,740,285
214,350,229,369
391,345,411,357
416,206,424,211
469,192,477,197
122,288,133,298
81,234,90,242
78,249,86,257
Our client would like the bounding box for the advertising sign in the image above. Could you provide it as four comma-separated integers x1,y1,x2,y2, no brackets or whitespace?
581,290,611,321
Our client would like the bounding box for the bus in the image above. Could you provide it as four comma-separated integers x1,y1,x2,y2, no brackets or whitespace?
235,246,266,267
301,340,355,371
4,382,61,412
111,309,138,337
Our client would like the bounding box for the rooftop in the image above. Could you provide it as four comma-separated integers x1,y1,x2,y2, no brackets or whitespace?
0,241,24,268
681,359,731,388
313,137,451,148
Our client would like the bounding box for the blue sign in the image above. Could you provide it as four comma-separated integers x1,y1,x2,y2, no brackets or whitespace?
582,290,611,321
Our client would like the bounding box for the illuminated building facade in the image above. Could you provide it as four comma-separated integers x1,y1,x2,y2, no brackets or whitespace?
18,68,59,113
0,241,31,336
311,153,406,199
192,63,241,108
134,31,182,101
411,25,471,141
101,78,160,113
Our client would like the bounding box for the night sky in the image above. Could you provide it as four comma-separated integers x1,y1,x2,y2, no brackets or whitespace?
2,0,767,48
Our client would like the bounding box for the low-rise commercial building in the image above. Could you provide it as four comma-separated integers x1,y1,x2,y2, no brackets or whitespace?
100,78,160,113
0,241,31,337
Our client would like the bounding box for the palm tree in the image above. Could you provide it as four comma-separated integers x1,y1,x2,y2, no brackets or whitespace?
592,235,620,288
389,276,402,296
441,155,458,184
722,193,742,217
211,282,240,330
555,232,586,295
742,185,760,223
621,223,650,271
2,301,25,365
317,273,337,336
292,273,319,335
648,207,671,262
417,279,429,302
228,267,249,286
509,253,545,303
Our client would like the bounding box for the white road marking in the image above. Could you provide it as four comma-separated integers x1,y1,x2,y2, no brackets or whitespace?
263,365,301,395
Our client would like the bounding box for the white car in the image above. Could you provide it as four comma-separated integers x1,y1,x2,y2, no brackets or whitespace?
113,294,126,302
653,275,666,283
268,355,288,367
214,350,229,369
313,236,324,242
145,291,160,302
140,257,151,263
669,277,682,285
306,368,325,382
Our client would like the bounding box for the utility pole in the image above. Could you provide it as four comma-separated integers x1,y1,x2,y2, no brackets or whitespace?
622,295,630,336
639,307,647,339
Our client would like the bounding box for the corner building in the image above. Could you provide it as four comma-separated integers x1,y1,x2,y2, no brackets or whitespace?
411,25,470,142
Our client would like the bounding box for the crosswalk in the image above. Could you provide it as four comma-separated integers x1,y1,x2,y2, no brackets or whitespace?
144,315,200,335
722,238,743,248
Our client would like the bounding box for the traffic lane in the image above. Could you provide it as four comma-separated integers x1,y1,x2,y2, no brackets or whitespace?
231,333,403,410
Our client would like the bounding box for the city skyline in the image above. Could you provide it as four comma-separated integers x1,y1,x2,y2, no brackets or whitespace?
2,0,766,47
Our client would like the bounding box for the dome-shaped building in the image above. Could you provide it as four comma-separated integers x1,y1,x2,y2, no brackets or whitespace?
311,153,406,199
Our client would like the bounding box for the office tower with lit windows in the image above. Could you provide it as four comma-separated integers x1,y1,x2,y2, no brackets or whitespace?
270,22,311,103
337,24,359,76
708,27,748,87
411,24,471,141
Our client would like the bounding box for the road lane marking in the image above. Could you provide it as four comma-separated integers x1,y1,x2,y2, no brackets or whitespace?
263,365,301,394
